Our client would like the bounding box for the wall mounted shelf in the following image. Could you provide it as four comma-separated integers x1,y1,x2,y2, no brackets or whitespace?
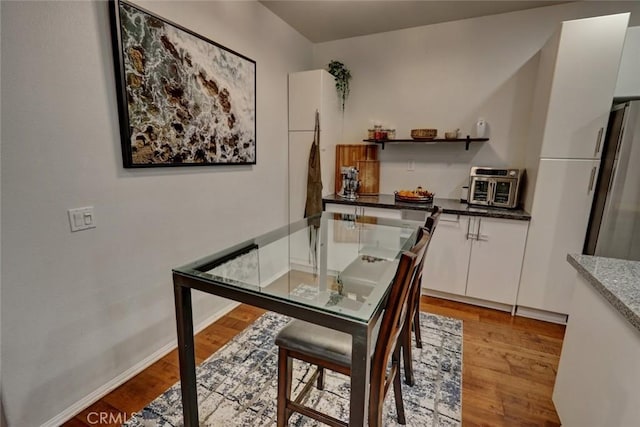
363,136,489,150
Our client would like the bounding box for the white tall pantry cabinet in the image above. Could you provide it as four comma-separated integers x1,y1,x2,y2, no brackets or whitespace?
288,70,341,222
517,13,629,320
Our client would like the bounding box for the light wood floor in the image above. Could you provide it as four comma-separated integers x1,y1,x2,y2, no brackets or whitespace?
63,297,565,426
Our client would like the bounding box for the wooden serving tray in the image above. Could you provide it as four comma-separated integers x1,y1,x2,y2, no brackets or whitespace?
394,193,434,204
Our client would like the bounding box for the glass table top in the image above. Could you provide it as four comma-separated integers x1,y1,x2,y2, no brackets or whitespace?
174,212,421,322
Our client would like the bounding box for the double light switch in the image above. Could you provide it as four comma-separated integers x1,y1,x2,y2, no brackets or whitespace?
68,206,96,232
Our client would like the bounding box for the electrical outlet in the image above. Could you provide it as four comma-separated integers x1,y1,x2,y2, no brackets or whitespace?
407,160,415,171
68,207,96,232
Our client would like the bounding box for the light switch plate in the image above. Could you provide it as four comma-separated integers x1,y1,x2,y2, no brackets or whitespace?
68,207,96,232
407,160,415,171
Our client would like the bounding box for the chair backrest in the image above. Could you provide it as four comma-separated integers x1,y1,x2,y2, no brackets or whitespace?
424,205,441,235
414,206,440,284
400,208,440,341
368,231,431,423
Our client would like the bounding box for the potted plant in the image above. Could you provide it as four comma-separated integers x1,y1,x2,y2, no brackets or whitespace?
327,60,352,112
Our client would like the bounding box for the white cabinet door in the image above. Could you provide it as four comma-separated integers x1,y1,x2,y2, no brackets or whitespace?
288,70,323,131
324,203,402,220
325,203,359,216
326,219,359,273
466,217,529,305
363,206,402,220
539,13,629,159
518,159,599,314
422,214,472,297
289,131,315,222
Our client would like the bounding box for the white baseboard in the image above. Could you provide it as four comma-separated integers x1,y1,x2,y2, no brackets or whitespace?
42,301,240,427
423,289,514,313
515,305,568,325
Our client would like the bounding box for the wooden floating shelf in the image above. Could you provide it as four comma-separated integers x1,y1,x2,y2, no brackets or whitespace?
363,136,489,150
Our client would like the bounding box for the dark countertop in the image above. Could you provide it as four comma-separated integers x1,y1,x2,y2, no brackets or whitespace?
323,194,531,221
567,254,640,334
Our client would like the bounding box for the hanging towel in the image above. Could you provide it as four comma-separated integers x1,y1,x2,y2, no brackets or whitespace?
304,110,323,224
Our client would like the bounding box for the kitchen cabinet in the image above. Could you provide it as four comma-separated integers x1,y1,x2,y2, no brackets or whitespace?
466,217,529,305
537,14,629,160
288,70,341,222
518,13,629,320
423,214,529,309
324,202,402,220
324,203,404,272
325,203,530,309
518,159,599,314
553,271,640,427
421,214,471,296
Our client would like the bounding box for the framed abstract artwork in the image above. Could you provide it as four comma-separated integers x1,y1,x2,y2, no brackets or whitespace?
110,0,256,167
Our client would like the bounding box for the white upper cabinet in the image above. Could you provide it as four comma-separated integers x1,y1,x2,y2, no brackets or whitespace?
538,13,629,159
288,70,341,221
288,70,339,131
289,70,322,131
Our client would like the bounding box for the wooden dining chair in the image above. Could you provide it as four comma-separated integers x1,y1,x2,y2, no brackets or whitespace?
275,231,431,427
402,206,441,386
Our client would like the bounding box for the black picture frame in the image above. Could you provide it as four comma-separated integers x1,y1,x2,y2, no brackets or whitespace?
109,0,257,167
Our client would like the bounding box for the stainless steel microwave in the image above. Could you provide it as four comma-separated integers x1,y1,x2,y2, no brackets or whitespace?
468,167,523,209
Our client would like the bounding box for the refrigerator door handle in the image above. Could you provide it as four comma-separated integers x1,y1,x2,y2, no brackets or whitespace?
588,166,597,193
594,127,604,156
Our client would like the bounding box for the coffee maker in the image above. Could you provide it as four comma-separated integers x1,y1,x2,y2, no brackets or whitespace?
338,166,359,200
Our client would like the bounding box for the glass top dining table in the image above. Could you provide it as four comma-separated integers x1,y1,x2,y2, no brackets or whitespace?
172,212,421,426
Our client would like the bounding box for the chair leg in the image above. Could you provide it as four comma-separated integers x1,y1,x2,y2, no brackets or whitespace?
277,347,292,427
392,346,407,425
316,367,325,390
413,296,423,348
402,323,415,386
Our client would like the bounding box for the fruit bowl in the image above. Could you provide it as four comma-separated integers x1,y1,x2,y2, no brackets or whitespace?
394,187,434,203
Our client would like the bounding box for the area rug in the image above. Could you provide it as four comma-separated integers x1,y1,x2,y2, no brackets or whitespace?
125,312,462,426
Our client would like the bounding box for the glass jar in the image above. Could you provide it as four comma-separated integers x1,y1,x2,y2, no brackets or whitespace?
386,129,396,140
373,124,383,141
368,129,375,140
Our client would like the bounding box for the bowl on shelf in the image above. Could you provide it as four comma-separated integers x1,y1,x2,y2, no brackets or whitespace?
444,130,459,140
411,128,437,140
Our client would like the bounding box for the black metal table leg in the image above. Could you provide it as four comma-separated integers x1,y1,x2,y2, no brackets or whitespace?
174,281,198,427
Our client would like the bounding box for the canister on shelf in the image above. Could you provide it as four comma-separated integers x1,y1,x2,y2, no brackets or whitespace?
373,124,383,140
386,129,396,140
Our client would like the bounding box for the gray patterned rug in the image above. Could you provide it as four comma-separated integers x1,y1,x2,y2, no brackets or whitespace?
125,311,462,426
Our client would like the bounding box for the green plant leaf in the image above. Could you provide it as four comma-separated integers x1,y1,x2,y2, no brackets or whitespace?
327,60,351,111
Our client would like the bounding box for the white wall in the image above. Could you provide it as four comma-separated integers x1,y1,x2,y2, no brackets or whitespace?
313,1,640,199
615,26,640,98
0,1,311,425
